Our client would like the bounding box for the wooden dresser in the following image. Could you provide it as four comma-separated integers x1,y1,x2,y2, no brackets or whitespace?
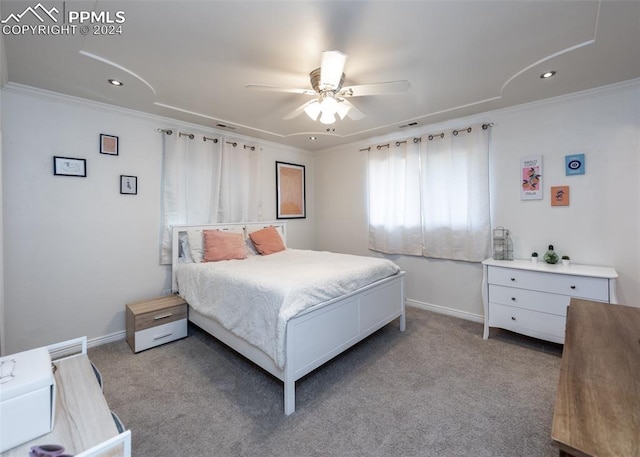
551,298,640,456
482,259,618,344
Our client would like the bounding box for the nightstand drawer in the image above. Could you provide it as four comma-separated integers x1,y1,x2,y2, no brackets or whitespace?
134,304,187,332
134,319,188,352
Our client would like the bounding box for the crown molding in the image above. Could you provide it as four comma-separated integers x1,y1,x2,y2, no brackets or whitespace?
1,82,313,154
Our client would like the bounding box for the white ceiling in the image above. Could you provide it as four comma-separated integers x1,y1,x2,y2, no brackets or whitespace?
2,0,639,151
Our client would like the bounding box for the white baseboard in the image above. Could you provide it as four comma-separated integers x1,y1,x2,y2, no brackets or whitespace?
88,330,127,349
406,299,484,324
86,302,483,350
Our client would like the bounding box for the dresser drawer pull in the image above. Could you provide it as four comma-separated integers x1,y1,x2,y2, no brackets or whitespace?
153,332,173,341
511,297,516,301
570,286,576,290
511,316,516,321
510,277,516,282
154,312,173,320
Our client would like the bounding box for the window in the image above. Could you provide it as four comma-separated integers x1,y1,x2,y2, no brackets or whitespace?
368,124,491,262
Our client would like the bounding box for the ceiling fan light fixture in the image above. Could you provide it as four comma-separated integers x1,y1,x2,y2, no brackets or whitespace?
319,110,336,125
304,101,322,121
320,93,338,112
335,100,351,120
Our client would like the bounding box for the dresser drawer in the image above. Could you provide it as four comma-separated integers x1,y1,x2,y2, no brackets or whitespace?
487,266,609,301
489,303,566,343
488,284,571,316
134,318,188,352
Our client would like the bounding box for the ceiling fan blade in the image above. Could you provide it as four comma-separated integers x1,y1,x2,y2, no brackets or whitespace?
320,50,348,89
341,99,365,120
245,84,315,95
282,101,314,120
339,80,410,97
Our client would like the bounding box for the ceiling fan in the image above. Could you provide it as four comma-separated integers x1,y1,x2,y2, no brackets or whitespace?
246,50,410,125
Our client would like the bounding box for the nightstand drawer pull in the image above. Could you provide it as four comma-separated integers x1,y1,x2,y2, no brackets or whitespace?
153,332,173,341
154,312,173,320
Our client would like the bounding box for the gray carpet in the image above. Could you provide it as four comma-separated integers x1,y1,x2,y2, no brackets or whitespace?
88,307,562,457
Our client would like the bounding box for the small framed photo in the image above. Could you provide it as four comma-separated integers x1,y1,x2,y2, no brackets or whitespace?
120,175,137,195
551,185,570,206
276,161,306,219
100,134,119,156
53,156,87,177
565,153,585,176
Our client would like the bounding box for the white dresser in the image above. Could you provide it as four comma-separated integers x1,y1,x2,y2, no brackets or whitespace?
482,258,618,344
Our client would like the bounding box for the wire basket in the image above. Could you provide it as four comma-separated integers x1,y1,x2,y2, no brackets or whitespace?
492,226,513,260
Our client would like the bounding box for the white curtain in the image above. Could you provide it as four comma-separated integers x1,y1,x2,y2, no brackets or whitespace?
159,135,263,264
419,126,491,261
368,140,422,255
368,124,491,262
219,141,262,223
160,134,222,264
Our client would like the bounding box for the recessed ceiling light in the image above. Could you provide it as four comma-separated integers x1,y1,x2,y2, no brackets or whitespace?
108,79,123,86
309,136,317,141
540,71,556,79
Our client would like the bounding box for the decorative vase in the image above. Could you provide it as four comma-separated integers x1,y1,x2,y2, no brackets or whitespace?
562,259,570,266
531,256,538,264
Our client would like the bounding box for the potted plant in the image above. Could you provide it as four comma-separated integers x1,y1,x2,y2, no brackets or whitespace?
561,255,570,266
531,252,539,263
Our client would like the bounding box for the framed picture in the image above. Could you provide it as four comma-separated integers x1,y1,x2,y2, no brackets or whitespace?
551,186,570,206
120,175,137,195
521,155,543,200
53,156,87,177
565,153,585,176
100,134,119,156
276,161,305,219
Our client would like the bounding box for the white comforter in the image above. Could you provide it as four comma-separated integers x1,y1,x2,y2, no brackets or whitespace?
175,249,400,368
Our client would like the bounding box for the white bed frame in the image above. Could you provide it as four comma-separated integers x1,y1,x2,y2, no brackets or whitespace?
172,222,406,415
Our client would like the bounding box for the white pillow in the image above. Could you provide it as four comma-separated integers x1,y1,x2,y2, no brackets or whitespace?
179,233,193,263
187,230,204,263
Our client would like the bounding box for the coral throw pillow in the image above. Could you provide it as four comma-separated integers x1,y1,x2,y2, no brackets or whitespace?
203,230,247,262
249,226,286,255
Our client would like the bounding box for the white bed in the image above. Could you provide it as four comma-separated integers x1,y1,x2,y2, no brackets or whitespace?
171,222,405,415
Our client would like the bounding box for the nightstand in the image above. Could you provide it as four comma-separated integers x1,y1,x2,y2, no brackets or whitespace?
126,294,188,353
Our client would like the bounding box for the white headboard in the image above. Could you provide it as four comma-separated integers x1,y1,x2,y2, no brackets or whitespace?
171,221,287,292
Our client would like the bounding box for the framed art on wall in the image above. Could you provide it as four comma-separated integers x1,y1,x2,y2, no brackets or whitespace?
565,154,585,175
551,186,570,206
521,155,543,200
276,161,305,219
120,175,137,195
100,134,119,156
53,156,87,177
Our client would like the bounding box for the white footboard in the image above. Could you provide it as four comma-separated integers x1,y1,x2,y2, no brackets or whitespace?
187,271,405,415
283,272,405,415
